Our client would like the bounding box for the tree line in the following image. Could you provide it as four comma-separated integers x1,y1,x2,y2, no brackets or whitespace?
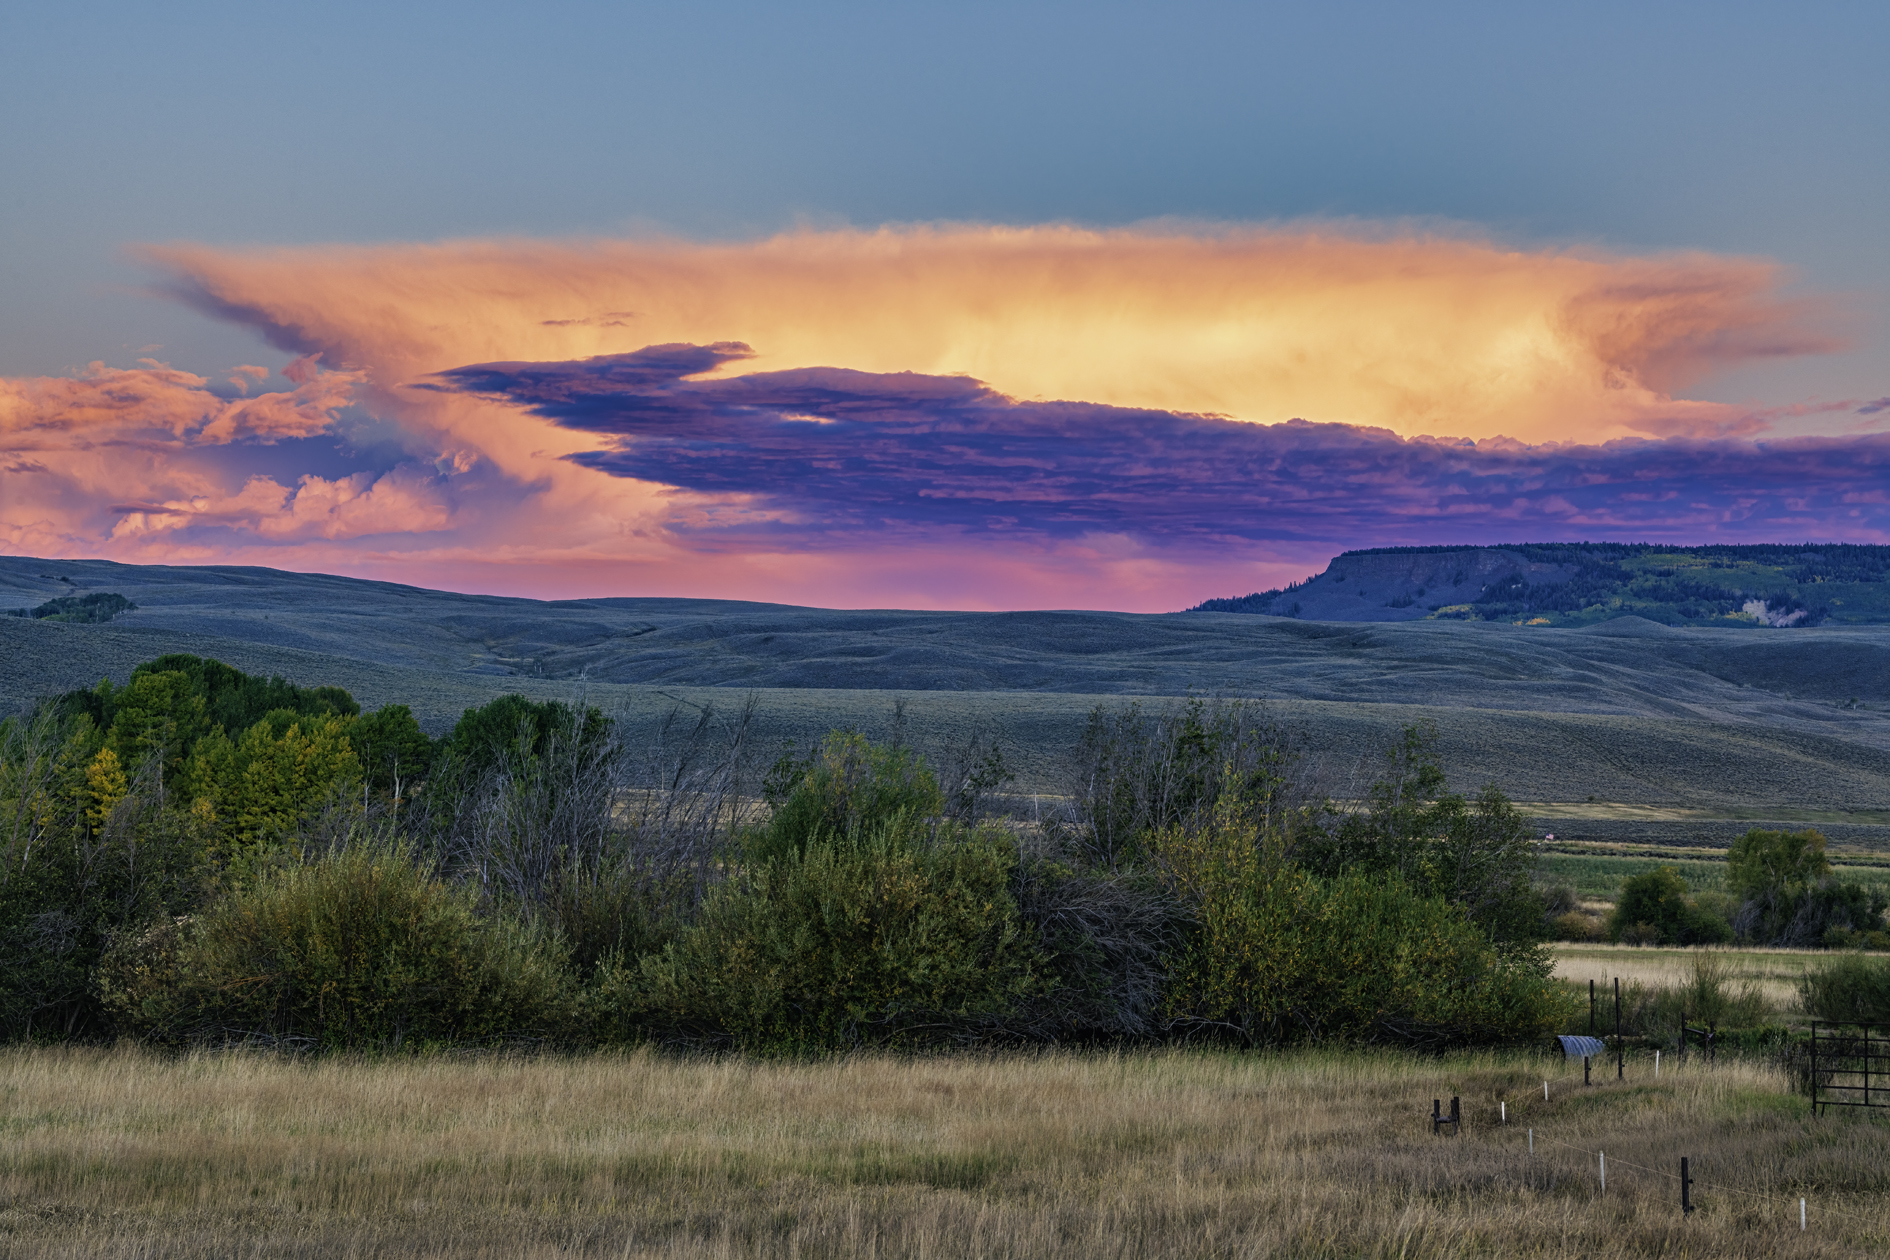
2,654,1581,1051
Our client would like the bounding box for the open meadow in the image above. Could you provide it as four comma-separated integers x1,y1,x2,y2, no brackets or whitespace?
3,1045,1888,1259
1548,943,1835,1011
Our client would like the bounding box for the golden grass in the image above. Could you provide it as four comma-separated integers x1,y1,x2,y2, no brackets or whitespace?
2,1044,1887,1257
1549,943,1829,1009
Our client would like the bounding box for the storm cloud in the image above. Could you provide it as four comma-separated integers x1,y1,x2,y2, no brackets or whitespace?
439,344,1890,550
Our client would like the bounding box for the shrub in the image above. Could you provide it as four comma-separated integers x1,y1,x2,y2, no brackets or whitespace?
1057,697,1310,872
1550,910,1605,942
1799,954,1890,1025
1608,952,1771,1038
1607,866,1732,945
1153,810,1571,1047
105,842,573,1048
750,731,944,866
1007,845,1178,1040
1300,723,1545,946
625,820,1043,1051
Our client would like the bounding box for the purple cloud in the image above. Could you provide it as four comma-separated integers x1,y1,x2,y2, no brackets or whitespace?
435,345,1890,550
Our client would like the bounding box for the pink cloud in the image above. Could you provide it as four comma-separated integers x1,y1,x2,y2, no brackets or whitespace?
1,359,361,445
110,467,451,542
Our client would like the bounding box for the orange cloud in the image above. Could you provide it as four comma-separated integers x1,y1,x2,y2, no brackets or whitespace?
110,468,451,542
1,360,362,445
144,223,1840,446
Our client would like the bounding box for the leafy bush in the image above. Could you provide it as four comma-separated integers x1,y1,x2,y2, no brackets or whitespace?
104,842,573,1048
624,820,1043,1051
0,711,210,1040
1300,723,1545,945
750,730,943,866
1551,910,1605,942
1799,954,1890,1025
1607,866,1733,945
1153,809,1571,1047
1606,952,1771,1039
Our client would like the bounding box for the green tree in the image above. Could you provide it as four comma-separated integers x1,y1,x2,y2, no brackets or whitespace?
101,670,211,782
1607,866,1732,945
184,714,361,855
1301,723,1544,945
1728,828,1830,900
349,704,434,797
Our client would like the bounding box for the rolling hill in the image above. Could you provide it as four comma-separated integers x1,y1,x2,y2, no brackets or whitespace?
4,553,1888,849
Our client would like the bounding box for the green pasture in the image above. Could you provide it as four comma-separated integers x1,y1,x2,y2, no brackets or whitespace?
1539,849,1890,903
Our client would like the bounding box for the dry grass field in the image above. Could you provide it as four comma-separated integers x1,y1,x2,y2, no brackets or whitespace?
1549,943,1836,1010
3,1045,1887,1258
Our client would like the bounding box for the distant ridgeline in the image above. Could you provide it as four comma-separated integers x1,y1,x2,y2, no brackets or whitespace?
4,592,137,624
1191,543,1890,627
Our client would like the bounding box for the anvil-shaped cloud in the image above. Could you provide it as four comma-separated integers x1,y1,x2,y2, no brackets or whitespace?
2,224,1884,610
143,224,1844,444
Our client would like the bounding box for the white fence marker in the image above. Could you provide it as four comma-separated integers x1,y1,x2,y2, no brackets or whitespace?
1801,1198,1807,1231
1501,1101,1506,1124
1599,1151,1606,1193
1544,1080,1549,1101
1528,1128,1533,1154
1655,1050,1661,1078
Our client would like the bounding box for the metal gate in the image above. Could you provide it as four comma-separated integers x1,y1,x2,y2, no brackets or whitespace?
1809,1020,1890,1115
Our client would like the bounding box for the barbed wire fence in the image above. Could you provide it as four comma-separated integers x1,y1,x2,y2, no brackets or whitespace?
1420,1046,1890,1240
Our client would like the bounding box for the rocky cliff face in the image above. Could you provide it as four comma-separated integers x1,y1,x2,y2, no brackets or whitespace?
1251,549,1580,621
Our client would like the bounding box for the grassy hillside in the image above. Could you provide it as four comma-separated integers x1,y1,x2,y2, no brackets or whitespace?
1197,542,1890,628
4,554,1889,839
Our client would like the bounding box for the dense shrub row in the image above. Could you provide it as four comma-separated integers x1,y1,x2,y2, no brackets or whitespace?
2,659,1586,1051
1559,830,1890,950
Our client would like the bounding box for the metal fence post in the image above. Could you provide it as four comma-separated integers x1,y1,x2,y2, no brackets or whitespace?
1681,1157,1693,1215
1811,1022,1819,1116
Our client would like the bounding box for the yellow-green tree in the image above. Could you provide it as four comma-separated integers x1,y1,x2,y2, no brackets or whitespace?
187,713,361,853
